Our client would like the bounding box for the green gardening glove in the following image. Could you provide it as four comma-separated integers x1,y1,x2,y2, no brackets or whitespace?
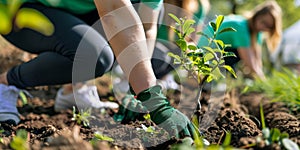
113,94,148,123
137,85,197,138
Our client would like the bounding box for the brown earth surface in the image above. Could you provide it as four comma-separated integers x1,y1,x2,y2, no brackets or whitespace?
0,36,299,149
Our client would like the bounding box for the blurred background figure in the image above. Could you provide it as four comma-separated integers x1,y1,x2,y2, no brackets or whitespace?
198,0,282,80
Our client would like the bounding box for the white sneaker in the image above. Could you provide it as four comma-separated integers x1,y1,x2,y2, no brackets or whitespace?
158,74,180,90
54,85,119,112
0,84,20,125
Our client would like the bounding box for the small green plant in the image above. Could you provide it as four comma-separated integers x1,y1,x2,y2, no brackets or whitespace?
134,114,159,135
171,131,236,150
168,14,237,137
251,102,299,150
90,131,114,146
0,0,54,35
71,106,95,127
10,129,29,150
168,14,236,83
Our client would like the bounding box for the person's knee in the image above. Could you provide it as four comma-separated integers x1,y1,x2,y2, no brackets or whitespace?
95,45,114,77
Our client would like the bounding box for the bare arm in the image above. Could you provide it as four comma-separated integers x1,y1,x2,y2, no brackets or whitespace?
237,47,265,80
137,3,160,55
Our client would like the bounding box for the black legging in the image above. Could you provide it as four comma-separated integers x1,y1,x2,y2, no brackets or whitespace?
3,2,179,89
3,3,114,89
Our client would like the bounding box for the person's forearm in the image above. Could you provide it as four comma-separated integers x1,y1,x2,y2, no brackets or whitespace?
138,3,160,55
238,48,265,79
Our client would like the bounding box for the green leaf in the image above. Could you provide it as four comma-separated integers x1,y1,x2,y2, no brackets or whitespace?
15,8,54,36
188,44,197,50
176,39,188,51
182,19,195,35
202,46,218,59
222,132,231,147
221,65,237,78
94,132,114,142
185,27,195,37
215,15,224,31
146,126,156,133
214,39,225,49
270,128,281,142
143,114,151,120
10,137,28,150
204,53,214,61
214,67,225,79
16,129,28,140
223,51,236,58
170,26,182,38
282,138,299,150
0,5,12,35
206,75,213,82
218,27,236,35
168,13,181,26
209,22,216,32
280,132,289,139
168,52,181,64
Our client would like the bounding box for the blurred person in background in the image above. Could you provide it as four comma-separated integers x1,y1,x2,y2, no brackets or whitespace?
198,0,282,80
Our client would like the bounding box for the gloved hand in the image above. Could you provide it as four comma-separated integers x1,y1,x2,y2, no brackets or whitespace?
113,94,148,123
137,85,197,138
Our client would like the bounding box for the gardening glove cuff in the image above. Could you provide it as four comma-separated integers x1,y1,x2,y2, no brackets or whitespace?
137,85,197,138
137,85,171,123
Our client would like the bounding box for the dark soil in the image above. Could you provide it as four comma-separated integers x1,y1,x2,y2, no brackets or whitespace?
0,38,299,149
0,76,299,150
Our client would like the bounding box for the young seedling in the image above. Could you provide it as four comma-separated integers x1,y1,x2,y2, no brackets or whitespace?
90,131,114,146
71,106,95,127
10,129,29,150
168,14,237,133
136,114,159,135
171,131,236,150
255,102,299,150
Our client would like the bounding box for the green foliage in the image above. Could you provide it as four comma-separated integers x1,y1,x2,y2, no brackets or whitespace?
245,68,300,111
171,132,237,150
71,106,95,127
10,129,29,150
168,14,236,85
168,13,238,148
0,0,54,35
256,103,299,150
90,131,114,146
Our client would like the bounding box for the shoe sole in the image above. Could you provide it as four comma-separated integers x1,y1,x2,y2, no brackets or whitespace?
0,112,20,125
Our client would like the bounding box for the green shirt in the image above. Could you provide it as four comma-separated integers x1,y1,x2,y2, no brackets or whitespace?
18,0,163,14
198,15,262,49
